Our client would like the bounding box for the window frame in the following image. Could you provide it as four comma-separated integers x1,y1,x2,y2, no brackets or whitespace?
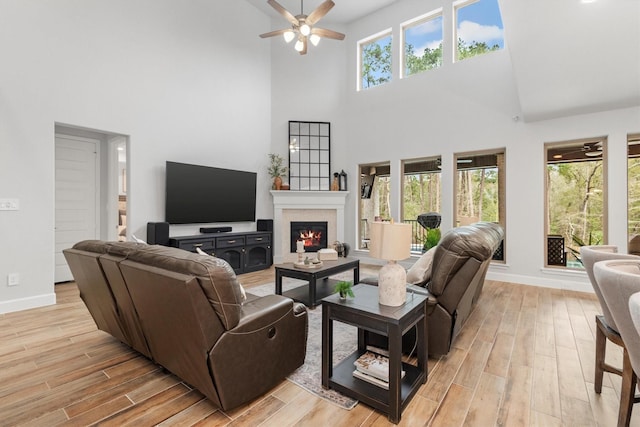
544,137,608,269
453,0,504,63
357,28,393,91
400,9,444,79
453,148,506,262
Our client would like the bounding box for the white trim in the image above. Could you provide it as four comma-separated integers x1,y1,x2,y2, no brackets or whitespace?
0,293,56,314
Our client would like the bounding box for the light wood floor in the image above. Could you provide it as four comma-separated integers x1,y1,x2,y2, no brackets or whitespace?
1,265,639,426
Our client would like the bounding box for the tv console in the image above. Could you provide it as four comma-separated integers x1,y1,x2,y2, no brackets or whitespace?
168,231,272,274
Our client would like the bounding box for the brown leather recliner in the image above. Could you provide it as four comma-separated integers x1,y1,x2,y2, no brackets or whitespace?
365,222,504,357
63,240,307,411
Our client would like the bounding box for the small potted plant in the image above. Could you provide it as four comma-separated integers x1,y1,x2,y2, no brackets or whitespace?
334,280,354,301
268,153,288,190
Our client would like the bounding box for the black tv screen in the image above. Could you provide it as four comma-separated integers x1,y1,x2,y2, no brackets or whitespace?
165,161,257,224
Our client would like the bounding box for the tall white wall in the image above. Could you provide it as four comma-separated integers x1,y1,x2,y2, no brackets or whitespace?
0,0,274,312
341,0,640,292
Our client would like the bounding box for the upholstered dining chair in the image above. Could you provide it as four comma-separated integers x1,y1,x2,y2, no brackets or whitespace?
593,259,640,427
580,246,640,393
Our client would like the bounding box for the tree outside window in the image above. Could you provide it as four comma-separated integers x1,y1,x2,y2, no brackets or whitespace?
627,135,640,254
545,139,606,268
455,150,506,261
402,157,442,253
403,12,443,77
359,32,392,90
455,0,504,62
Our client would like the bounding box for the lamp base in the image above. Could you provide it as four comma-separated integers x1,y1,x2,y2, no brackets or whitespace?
378,260,406,306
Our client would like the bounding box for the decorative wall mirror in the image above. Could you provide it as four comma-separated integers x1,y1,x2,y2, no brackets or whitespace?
288,121,331,190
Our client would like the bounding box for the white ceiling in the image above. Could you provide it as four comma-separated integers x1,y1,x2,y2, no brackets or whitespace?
247,0,640,122
245,0,404,25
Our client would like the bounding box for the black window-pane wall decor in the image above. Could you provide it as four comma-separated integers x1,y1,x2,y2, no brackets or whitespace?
289,121,331,191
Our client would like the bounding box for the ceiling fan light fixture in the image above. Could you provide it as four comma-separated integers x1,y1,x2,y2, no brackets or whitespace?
309,34,321,46
283,30,295,43
584,150,603,157
299,23,311,36
294,38,304,52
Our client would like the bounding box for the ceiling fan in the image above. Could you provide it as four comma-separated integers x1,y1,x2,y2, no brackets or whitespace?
259,0,346,55
550,141,603,160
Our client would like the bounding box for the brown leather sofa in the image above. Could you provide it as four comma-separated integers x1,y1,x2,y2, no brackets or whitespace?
63,240,307,411
365,222,504,356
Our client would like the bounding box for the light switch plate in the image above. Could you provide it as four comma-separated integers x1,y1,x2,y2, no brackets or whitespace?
0,199,19,210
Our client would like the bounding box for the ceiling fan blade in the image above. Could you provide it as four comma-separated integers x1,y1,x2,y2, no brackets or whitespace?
267,0,298,26
312,27,345,40
259,29,289,38
306,0,335,25
299,38,308,55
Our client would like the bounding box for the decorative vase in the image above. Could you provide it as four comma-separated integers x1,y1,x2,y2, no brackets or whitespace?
274,176,283,190
339,291,347,301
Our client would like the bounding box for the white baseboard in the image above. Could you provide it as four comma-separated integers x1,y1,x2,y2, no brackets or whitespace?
486,270,592,293
0,293,57,314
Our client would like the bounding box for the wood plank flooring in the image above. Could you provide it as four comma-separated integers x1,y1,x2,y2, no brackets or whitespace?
1,265,639,426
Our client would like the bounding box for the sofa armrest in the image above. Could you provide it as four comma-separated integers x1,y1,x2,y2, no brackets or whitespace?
209,294,307,410
233,294,303,333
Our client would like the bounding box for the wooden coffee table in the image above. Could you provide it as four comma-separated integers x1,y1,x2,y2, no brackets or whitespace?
274,258,359,308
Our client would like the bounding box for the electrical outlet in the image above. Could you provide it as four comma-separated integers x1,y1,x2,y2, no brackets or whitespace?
7,273,19,286
0,199,19,211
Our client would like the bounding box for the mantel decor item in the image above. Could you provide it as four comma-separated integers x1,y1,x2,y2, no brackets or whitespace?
369,220,412,306
339,170,347,191
268,153,288,190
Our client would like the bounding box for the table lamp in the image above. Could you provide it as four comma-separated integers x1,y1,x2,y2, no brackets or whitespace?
369,220,412,306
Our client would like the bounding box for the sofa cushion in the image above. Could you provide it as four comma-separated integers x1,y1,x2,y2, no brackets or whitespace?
406,247,436,286
106,243,245,330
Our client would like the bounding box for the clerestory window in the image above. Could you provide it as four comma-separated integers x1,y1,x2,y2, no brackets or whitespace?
358,30,393,91
401,10,443,78
454,0,504,62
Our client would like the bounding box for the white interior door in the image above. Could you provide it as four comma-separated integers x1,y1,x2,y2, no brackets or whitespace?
55,135,100,282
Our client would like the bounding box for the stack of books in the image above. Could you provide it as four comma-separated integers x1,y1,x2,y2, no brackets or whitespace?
352,351,404,389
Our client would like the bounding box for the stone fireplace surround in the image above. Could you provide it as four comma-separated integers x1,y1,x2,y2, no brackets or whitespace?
271,190,349,263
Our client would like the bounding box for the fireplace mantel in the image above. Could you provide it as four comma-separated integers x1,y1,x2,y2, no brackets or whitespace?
271,190,349,263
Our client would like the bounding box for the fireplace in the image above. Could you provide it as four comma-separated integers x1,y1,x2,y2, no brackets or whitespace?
290,221,328,253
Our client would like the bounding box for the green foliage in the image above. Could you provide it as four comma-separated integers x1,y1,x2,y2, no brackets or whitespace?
405,42,443,76
362,37,392,88
423,228,441,251
334,281,354,298
457,38,501,61
403,172,441,222
547,160,604,265
267,153,287,178
457,168,500,223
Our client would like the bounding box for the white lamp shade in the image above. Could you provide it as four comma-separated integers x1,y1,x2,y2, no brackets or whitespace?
309,34,321,46
369,222,412,261
283,30,295,43
300,23,311,36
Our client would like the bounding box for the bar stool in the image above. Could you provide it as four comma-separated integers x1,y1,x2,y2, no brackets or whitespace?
594,259,640,427
580,246,639,392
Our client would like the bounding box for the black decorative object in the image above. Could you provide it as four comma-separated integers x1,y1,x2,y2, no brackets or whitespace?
417,212,441,230
339,170,347,191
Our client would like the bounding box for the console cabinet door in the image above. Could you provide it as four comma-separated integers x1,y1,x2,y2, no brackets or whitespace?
245,244,272,273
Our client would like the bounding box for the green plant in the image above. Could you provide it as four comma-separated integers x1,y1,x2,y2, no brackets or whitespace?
267,153,288,178
334,280,354,298
422,228,441,251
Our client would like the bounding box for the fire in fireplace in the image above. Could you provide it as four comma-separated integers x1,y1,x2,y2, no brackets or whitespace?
290,221,328,253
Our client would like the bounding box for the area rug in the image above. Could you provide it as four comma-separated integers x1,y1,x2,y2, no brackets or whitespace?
247,279,359,410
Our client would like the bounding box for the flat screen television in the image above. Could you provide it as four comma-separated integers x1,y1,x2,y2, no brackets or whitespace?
165,161,257,224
